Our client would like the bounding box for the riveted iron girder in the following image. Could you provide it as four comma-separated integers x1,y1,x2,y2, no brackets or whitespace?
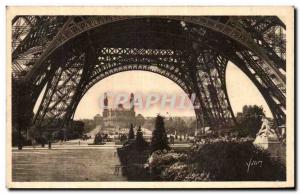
11,16,287,132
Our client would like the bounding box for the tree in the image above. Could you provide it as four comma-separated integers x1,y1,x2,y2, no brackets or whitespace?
234,105,266,137
135,126,148,151
165,117,188,136
151,115,170,152
128,123,135,139
175,118,188,138
136,126,143,142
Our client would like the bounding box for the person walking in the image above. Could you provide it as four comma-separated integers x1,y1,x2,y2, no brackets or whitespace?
48,140,52,149
32,139,36,149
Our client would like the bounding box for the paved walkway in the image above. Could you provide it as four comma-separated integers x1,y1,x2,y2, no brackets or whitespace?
12,142,127,182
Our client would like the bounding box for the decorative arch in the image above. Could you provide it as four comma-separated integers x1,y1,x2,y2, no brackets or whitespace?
11,16,286,134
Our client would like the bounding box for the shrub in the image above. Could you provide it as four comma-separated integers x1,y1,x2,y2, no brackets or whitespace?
128,123,135,139
135,126,148,151
183,172,212,181
146,137,286,181
148,150,188,180
189,141,286,181
151,115,170,153
161,162,189,181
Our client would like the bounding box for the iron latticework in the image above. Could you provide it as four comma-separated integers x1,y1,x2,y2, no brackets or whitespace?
11,16,286,134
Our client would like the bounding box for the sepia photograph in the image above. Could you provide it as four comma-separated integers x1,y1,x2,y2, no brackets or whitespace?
6,6,294,189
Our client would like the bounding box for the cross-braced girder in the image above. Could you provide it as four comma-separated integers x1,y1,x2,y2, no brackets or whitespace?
11,15,287,134
32,46,235,131
12,16,67,78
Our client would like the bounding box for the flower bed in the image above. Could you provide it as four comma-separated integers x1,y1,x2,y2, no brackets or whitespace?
146,138,286,181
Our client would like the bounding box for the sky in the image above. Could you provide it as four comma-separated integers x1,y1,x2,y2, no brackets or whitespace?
73,62,272,119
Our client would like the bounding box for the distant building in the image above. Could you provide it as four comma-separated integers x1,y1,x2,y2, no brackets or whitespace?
102,93,138,128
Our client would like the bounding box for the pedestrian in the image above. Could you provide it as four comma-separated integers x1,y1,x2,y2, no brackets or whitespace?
41,138,45,148
48,141,51,149
32,139,36,149
114,165,120,176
